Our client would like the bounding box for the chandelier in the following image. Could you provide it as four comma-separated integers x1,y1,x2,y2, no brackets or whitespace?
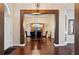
32,3,40,15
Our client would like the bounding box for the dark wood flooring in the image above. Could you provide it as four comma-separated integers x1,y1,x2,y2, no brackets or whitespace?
6,38,74,55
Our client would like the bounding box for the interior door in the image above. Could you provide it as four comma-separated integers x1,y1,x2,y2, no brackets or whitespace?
75,3,79,54
0,4,4,54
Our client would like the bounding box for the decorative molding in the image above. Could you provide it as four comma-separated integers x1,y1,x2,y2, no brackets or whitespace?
54,42,68,46
4,3,10,14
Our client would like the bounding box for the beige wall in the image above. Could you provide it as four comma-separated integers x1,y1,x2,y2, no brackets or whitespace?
4,4,13,50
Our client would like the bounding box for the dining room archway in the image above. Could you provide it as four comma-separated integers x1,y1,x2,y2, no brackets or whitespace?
20,10,59,44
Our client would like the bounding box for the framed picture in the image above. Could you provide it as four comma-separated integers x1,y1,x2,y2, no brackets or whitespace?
68,19,74,35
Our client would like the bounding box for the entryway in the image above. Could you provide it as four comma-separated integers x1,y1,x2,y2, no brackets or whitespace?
20,10,59,44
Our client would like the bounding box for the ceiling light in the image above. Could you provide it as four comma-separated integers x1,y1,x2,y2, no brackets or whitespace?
32,13,40,15
32,3,40,15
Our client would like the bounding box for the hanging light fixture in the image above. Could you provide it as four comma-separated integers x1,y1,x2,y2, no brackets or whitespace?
32,3,40,33
32,3,40,15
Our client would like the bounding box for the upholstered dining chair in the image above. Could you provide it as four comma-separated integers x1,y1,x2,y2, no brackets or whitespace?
43,31,48,38
30,32,35,39
37,31,42,38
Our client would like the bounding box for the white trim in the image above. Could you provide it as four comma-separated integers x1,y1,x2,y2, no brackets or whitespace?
4,3,11,14
13,43,25,46
54,42,68,46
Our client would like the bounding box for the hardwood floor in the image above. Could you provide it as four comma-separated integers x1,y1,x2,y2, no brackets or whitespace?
7,38,74,55
55,44,74,55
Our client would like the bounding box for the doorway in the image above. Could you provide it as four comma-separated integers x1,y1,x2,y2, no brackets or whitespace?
75,3,79,54
20,10,59,44
0,4,4,54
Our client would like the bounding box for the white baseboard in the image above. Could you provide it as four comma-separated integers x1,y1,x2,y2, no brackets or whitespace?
54,42,68,46
4,44,13,50
13,43,25,46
